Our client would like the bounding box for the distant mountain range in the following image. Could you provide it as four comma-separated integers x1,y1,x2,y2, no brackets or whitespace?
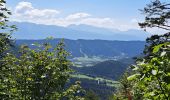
11,22,151,40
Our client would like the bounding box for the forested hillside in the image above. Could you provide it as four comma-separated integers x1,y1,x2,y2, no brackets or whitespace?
73,60,129,80
16,39,145,57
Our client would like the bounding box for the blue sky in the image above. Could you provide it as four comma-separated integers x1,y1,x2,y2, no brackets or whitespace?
6,0,164,32
7,0,149,18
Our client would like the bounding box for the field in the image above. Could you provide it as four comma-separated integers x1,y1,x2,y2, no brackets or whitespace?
71,74,121,87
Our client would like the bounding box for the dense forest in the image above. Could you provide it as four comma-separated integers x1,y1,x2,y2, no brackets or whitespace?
0,0,170,100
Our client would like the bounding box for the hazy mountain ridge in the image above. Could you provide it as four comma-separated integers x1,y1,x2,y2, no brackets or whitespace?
11,22,150,40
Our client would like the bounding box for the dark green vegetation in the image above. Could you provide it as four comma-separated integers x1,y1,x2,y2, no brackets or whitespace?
70,73,121,100
69,78,115,100
73,60,131,80
114,32,170,100
0,1,84,99
70,58,133,99
113,0,170,99
1,41,84,99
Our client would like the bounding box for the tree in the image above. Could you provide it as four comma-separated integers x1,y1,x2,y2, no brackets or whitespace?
112,0,170,100
0,0,17,99
0,0,16,58
111,72,133,100
0,0,84,99
128,42,170,99
138,0,170,57
84,90,100,100
126,0,170,100
1,36,85,100
139,0,170,31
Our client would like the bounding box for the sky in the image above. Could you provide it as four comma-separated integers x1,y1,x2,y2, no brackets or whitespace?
5,0,165,33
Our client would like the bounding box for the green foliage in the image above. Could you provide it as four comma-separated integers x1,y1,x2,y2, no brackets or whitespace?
0,0,17,99
62,81,85,100
69,77,115,100
112,1,170,100
84,90,100,100
111,72,133,100
128,0,170,99
132,1,170,99
0,0,84,99
112,38,170,100
0,40,85,100
144,33,170,58
0,0,16,58
128,42,170,99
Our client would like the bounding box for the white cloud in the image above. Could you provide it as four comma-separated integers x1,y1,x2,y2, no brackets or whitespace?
14,1,60,19
66,13,91,20
80,18,115,28
12,1,140,31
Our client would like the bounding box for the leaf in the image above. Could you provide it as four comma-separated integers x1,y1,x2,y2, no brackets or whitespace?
167,73,170,76
27,77,33,81
127,74,141,81
153,44,164,53
153,42,170,53
160,51,166,56
41,75,46,78
131,65,139,71
167,84,170,89
151,70,157,75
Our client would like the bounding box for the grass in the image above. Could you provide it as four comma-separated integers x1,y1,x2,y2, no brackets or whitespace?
71,56,116,67
71,74,121,87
